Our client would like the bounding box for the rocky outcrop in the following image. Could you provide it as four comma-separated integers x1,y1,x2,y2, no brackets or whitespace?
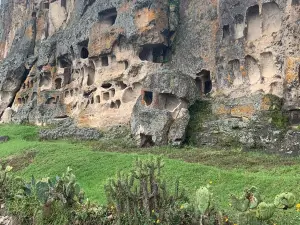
131,70,198,146
0,0,300,151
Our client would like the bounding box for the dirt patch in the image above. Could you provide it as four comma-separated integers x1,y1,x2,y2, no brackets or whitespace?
0,151,37,171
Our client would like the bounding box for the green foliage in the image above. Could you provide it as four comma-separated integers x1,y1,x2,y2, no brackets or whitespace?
274,192,296,209
186,100,213,145
269,110,289,129
231,187,296,225
231,187,261,212
5,167,93,225
105,156,190,225
0,165,14,202
54,167,85,206
263,94,288,129
195,186,211,215
2,124,300,224
256,202,275,220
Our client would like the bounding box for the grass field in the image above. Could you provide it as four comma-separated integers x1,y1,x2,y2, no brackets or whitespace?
1,124,300,224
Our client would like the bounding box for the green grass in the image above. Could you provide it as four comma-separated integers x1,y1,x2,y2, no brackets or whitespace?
1,124,300,223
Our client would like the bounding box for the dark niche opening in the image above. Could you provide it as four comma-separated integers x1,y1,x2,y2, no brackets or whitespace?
102,83,112,89
139,44,169,63
95,95,100,103
116,100,121,108
143,91,153,106
246,5,261,41
289,110,300,125
55,78,62,89
101,56,109,67
292,0,300,5
61,0,67,8
44,2,49,9
124,60,129,70
222,25,230,39
196,70,212,95
81,47,89,59
140,134,155,148
98,8,117,26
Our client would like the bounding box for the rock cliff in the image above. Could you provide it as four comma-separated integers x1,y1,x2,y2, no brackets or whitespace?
0,0,300,153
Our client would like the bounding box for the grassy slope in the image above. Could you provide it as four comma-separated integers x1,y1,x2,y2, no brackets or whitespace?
1,124,300,223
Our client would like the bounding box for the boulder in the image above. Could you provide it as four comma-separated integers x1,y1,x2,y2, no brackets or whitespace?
131,70,199,146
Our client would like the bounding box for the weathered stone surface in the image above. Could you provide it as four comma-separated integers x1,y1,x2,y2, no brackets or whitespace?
131,97,173,146
0,0,300,152
39,118,102,140
0,108,13,124
131,71,198,146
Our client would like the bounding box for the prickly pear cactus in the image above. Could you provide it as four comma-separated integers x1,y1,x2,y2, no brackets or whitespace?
231,186,261,212
36,181,50,204
256,202,275,220
274,192,296,209
195,186,211,215
238,210,261,225
231,195,250,212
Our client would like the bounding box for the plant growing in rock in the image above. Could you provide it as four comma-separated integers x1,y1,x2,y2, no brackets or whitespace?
231,186,296,225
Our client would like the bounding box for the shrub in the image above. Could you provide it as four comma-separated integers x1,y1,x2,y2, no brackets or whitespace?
231,187,296,225
0,165,14,203
105,156,190,224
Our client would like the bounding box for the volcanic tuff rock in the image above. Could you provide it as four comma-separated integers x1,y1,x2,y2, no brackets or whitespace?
0,0,300,152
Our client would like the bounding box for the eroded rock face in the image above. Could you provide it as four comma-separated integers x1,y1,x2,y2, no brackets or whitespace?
0,0,300,151
131,70,198,146
0,0,176,131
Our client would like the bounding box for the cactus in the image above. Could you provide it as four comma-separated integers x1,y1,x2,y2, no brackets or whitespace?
36,180,50,204
195,186,211,215
52,167,84,206
0,165,14,202
274,192,296,209
231,195,250,212
231,187,296,225
105,156,188,224
21,167,84,207
238,210,260,225
231,187,260,212
256,202,275,220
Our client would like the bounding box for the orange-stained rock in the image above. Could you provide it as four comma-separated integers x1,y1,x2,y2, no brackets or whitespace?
285,57,300,84
214,105,231,116
231,105,255,118
88,26,124,57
